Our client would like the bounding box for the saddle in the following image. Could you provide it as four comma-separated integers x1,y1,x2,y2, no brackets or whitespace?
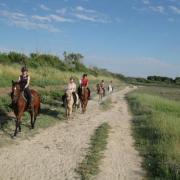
22,91,33,102
72,92,79,106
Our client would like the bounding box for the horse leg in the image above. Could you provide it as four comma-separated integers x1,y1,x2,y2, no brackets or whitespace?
19,121,21,132
30,110,35,129
14,111,23,136
14,120,19,137
33,107,38,128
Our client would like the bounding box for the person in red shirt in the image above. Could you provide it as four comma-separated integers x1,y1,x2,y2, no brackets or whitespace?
78,74,91,99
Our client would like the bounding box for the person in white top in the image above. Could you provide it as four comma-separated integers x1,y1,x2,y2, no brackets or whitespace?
67,77,76,93
62,77,78,106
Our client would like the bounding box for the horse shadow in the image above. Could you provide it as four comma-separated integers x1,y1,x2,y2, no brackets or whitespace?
40,107,63,119
0,109,15,137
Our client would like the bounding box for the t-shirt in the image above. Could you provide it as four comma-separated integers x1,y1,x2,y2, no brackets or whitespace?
81,79,89,87
67,82,76,92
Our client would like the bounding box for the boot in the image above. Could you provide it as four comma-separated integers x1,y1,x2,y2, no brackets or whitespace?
27,100,33,110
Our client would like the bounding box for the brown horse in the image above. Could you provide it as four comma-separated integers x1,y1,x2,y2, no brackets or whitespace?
79,87,89,113
96,84,104,102
11,81,41,137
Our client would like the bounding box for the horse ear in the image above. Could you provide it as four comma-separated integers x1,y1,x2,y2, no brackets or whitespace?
12,80,14,85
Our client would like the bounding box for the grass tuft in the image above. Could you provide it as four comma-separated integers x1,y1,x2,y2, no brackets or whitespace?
76,122,110,180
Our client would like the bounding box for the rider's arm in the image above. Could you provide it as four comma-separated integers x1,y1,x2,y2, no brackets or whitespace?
18,76,21,82
25,76,30,88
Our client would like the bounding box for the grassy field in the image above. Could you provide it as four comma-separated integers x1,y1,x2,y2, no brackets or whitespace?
0,62,122,146
127,86,180,179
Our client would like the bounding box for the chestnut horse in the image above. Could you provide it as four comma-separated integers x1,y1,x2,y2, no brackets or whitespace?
11,81,40,137
78,87,89,113
96,84,104,102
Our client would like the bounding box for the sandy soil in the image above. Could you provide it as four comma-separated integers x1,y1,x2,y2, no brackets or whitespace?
0,86,145,180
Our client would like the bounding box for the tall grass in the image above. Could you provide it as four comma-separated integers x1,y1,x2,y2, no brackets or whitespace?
127,92,180,179
0,64,121,88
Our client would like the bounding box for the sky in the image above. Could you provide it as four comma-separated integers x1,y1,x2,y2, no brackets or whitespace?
0,0,180,77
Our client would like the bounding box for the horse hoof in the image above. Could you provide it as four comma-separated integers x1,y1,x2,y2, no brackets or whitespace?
11,135,16,139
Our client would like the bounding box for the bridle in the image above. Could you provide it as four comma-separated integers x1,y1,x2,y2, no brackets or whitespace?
12,84,21,104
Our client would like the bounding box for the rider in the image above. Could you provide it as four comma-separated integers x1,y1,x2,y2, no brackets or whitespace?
100,80,105,96
67,77,78,104
18,66,32,109
79,74,91,99
62,77,78,106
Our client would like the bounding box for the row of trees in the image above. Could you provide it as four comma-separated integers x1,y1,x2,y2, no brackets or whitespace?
126,75,180,85
0,51,125,80
147,76,180,84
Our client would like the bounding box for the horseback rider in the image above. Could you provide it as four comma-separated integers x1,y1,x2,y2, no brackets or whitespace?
62,77,78,106
68,77,78,105
100,80,105,96
18,66,32,109
108,80,113,93
78,74,91,99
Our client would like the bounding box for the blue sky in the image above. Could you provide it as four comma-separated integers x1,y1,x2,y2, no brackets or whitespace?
0,0,180,77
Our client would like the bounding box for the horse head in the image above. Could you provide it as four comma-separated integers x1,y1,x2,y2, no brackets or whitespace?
11,80,21,103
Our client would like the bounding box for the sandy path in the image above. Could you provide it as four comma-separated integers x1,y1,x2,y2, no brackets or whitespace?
96,87,145,180
0,86,144,180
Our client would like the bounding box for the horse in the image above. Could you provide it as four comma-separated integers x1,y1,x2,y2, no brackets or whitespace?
11,81,41,137
64,89,74,118
78,86,89,113
96,84,104,102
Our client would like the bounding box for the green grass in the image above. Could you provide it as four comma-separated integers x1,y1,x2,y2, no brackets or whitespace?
0,58,122,147
76,122,110,180
136,86,180,101
127,90,180,179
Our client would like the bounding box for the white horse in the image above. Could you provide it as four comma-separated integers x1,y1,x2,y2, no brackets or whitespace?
65,89,74,118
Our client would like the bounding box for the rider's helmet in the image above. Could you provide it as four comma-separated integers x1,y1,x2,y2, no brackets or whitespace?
70,77,74,82
21,66,28,72
83,74,87,78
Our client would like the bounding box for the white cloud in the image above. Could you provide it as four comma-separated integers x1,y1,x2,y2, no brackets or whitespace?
149,6,165,14
39,4,50,11
169,6,180,14
12,19,59,32
0,10,59,32
74,14,96,22
72,6,111,23
32,14,73,23
49,14,73,22
32,15,51,22
56,8,67,15
142,0,150,5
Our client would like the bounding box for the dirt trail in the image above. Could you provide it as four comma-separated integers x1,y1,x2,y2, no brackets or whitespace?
0,86,144,180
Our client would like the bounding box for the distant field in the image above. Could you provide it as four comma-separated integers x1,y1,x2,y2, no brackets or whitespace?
127,86,180,179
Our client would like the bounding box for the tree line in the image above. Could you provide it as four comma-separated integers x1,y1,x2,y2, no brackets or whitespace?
0,51,125,80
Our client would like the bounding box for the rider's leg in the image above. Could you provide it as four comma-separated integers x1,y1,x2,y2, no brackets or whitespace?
25,87,32,109
87,87,91,99
72,92,77,105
